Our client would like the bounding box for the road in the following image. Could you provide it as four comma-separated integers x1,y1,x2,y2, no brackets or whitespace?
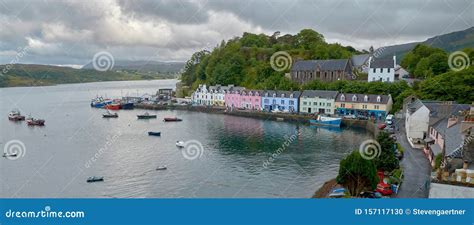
395,115,431,198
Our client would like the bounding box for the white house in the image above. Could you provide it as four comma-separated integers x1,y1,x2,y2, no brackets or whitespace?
191,84,210,105
299,90,338,115
405,98,431,148
368,56,396,82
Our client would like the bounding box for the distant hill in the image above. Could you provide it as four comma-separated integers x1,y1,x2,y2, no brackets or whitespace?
0,64,170,88
82,60,185,78
377,27,474,63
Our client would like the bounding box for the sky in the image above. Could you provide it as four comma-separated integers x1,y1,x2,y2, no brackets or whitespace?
0,0,472,67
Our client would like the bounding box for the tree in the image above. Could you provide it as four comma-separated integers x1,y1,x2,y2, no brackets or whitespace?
374,132,399,172
296,29,325,49
336,151,379,196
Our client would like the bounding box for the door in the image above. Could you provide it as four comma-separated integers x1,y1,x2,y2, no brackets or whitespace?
308,108,311,113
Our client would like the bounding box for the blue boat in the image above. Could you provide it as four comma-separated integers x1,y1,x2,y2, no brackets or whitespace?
309,115,342,127
148,132,161,136
90,97,113,108
120,102,134,109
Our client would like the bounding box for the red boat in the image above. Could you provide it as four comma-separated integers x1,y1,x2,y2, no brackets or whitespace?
8,110,25,121
26,117,45,126
163,117,182,122
105,103,121,110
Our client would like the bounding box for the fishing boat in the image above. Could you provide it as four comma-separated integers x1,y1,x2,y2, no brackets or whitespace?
105,103,121,110
120,102,134,110
2,153,17,158
102,111,118,118
90,97,112,108
309,115,342,127
137,112,157,119
26,116,45,126
148,131,161,136
176,141,185,148
87,176,104,183
156,166,167,170
163,117,182,122
8,110,25,121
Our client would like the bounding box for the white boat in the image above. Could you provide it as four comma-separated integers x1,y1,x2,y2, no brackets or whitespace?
156,166,167,170
309,115,342,127
176,141,185,148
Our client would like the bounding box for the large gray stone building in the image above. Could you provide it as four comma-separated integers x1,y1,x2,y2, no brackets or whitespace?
290,59,353,84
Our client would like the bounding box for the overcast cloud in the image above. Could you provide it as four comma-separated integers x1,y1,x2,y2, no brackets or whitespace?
0,0,472,66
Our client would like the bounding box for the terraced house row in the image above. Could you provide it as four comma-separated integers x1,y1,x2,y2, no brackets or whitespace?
191,84,392,118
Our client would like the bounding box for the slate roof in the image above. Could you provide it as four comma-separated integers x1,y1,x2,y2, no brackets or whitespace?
241,90,263,96
351,54,370,67
301,90,338,99
291,59,349,71
369,57,394,69
335,93,391,104
262,90,301,98
431,118,464,156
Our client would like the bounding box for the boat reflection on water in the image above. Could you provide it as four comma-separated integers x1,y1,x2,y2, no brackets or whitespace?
309,125,342,133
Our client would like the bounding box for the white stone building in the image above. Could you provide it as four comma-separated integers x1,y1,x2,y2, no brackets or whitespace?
368,56,396,82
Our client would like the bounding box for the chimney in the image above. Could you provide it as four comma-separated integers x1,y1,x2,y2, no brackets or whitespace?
447,116,458,128
463,160,468,170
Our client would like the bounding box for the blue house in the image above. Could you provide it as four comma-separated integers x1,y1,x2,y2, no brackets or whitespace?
261,91,301,113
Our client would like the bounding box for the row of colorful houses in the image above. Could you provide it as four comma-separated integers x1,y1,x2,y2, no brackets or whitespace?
191,84,393,118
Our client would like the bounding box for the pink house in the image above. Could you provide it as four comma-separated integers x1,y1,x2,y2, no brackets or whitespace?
240,90,262,110
224,86,245,109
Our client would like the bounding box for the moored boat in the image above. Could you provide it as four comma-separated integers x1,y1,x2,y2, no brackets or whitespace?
148,131,161,136
90,97,112,108
8,110,25,121
163,117,182,122
26,116,45,126
137,112,157,119
176,141,185,148
105,103,121,110
156,166,167,170
309,115,342,127
120,102,134,110
103,111,118,118
87,176,104,183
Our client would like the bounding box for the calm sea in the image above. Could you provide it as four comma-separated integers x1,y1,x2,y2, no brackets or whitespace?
0,80,372,198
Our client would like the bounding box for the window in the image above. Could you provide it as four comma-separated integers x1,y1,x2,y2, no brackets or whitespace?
289,100,294,105
327,103,331,106
281,100,285,104
341,103,345,108
326,109,331,113
362,105,367,109
380,68,383,73
303,101,307,105
272,100,276,104
373,68,376,73
352,95,357,101
388,68,391,73
364,95,368,102
340,94,345,101
376,96,381,102
374,105,379,110
264,99,269,104
313,102,317,105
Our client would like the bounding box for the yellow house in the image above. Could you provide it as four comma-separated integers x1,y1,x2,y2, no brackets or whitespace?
335,93,392,119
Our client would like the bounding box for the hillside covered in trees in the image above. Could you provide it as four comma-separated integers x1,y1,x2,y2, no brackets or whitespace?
181,29,473,112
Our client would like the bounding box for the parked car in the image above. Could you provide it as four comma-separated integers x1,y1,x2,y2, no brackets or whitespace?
376,183,393,196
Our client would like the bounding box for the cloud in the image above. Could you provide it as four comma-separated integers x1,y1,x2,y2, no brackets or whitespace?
0,0,471,65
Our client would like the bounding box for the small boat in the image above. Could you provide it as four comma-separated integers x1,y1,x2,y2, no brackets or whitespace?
148,131,161,136
87,176,104,183
8,110,25,121
120,102,134,110
156,166,167,170
26,116,45,126
176,141,185,148
309,115,342,127
102,111,118,118
137,112,157,119
2,153,17,158
105,103,121,110
90,97,113,108
163,117,182,122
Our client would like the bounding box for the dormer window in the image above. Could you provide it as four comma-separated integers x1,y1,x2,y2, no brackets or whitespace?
290,94,293,98
273,93,276,98
352,95,357,101
377,96,381,102
281,94,285,98
340,94,345,101
265,93,269,97
364,95,368,102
